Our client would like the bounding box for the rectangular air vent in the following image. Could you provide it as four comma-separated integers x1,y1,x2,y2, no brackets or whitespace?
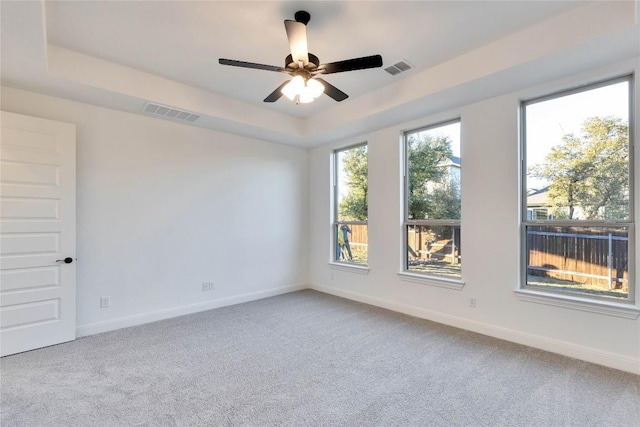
384,66,402,76
384,60,413,76
142,102,201,122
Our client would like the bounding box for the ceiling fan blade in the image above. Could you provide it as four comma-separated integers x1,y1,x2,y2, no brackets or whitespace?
219,58,287,73
314,78,348,102
284,20,309,66
318,55,383,74
264,81,290,103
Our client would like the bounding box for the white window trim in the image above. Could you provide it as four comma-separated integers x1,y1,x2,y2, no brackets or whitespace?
333,143,369,267
519,74,636,306
402,119,463,282
329,262,370,275
397,271,465,290
515,289,640,319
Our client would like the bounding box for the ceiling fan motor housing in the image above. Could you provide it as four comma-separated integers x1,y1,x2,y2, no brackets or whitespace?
285,53,319,70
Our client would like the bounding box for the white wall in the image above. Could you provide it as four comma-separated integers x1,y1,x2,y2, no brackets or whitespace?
3,57,639,373
2,86,309,335
308,58,640,373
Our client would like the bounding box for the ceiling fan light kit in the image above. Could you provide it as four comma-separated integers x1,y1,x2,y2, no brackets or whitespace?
281,75,325,104
218,10,383,105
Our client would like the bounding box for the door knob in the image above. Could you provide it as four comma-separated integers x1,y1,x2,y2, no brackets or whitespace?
56,257,74,264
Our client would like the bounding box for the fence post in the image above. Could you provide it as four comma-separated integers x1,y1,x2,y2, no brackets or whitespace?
608,232,613,290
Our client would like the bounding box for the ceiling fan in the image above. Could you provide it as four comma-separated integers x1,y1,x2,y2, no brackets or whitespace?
219,10,383,104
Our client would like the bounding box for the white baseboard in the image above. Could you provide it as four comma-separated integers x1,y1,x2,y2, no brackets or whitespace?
310,283,640,375
76,283,307,338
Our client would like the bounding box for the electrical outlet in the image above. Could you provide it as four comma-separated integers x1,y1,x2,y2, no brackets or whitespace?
468,297,477,308
201,281,215,291
100,297,110,309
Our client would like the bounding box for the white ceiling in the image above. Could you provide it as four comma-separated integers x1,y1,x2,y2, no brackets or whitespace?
1,1,639,147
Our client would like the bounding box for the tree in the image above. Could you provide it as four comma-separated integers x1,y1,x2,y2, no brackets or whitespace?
530,116,628,220
339,146,368,221
407,134,460,220
338,135,461,223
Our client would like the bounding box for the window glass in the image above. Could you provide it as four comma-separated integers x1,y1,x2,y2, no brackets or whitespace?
334,145,368,265
405,121,461,278
523,77,632,300
525,81,630,221
526,226,629,299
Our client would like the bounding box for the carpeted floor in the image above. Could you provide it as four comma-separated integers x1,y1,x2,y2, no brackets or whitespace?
1,290,639,426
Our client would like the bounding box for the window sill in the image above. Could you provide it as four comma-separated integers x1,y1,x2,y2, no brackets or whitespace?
397,272,465,290
514,289,640,319
329,262,370,275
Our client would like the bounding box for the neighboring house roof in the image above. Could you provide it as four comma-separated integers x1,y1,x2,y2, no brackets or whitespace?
527,186,549,207
449,155,461,167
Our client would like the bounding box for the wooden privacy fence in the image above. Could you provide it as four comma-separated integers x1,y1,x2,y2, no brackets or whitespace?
527,226,628,290
407,226,461,263
338,224,368,247
349,224,367,246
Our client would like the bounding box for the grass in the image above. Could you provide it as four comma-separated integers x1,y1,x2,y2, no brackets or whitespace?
407,258,462,278
336,245,368,265
527,275,628,299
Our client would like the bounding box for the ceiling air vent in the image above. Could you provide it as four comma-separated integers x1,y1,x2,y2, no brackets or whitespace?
384,60,412,76
142,102,201,122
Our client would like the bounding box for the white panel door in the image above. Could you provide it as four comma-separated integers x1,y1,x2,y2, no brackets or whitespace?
1,111,76,356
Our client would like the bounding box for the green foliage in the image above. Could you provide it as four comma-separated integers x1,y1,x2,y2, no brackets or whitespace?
338,134,461,223
530,116,628,220
339,146,368,221
407,134,460,220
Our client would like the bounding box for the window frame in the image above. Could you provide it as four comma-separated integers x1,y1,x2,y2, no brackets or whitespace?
519,74,636,306
401,118,463,284
332,142,369,268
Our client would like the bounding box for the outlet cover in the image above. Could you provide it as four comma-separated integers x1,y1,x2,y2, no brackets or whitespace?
100,297,110,308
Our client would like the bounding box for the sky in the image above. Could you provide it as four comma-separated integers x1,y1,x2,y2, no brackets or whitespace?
525,80,629,189
411,122,461,158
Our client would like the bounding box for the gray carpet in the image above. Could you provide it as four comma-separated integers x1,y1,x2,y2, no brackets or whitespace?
1,290,639,427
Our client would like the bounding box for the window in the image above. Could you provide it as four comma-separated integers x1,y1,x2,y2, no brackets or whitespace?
334,144,368,265
403,120,461,279
522,76,634,302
